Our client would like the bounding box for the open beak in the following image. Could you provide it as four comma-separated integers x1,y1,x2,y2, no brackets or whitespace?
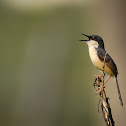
79,33,90,41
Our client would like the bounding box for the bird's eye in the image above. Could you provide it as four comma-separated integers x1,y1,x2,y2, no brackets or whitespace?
92,37,95,40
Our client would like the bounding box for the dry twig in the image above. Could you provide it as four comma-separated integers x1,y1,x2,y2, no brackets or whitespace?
93,52,115,126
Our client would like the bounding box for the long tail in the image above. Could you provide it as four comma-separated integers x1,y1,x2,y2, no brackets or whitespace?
115,76,123,106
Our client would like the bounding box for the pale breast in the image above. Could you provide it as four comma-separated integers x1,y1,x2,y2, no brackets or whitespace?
88,46,114,76
89,46,103,71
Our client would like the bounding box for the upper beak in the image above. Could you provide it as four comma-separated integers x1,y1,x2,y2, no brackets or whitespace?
79,33,90,41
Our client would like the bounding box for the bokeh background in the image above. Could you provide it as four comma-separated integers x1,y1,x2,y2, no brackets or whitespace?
0,0,126,126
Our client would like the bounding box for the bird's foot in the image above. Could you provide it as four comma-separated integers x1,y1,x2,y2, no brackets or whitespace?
96,85,106,94
94,75,103,84
94,75,103,79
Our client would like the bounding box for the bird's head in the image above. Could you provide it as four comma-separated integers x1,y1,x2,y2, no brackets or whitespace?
80,34,104,49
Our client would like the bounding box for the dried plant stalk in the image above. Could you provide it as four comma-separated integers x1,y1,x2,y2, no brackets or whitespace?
93,52,115,126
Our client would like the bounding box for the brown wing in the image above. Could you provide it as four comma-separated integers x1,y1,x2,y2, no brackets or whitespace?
96,48,118,76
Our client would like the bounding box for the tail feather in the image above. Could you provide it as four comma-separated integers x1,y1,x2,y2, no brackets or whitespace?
115,76,123,106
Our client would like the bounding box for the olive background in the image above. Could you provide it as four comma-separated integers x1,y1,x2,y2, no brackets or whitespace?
0,0,126,126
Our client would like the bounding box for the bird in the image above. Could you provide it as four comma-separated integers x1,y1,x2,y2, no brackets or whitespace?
80,33,123,106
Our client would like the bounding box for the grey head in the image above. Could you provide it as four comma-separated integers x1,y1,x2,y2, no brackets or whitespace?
80,34,105,49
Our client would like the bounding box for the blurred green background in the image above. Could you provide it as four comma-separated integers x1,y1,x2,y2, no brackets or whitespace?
0,0,126,126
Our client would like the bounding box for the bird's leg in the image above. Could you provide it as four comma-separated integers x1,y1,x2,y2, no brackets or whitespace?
103,75,111,85
96,75,111,94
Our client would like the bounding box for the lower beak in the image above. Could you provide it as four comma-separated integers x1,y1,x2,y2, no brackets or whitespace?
79,33,90,41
